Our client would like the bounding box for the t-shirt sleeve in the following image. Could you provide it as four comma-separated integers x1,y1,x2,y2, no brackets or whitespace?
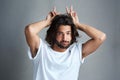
77,42,85,64
27,38,42,60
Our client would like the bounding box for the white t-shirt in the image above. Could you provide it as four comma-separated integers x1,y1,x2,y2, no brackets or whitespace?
28,39,84,80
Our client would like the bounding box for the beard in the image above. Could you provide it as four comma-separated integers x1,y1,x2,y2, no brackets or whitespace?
55,39,71,49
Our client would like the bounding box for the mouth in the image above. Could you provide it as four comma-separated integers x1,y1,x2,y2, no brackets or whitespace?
61,41,69,45
55,39,71,49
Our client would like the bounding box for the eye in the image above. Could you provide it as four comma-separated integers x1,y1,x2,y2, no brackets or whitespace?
66,32,71,35
57,32,63,36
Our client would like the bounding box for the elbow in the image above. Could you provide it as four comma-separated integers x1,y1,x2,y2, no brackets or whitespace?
94,33,107,44
101,33,106,41
24,25,34,35
99,33,107,43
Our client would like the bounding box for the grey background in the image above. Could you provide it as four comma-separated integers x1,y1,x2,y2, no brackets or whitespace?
0,0,119,80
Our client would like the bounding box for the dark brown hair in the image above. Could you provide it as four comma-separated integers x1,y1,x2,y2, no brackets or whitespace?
45,14,79,46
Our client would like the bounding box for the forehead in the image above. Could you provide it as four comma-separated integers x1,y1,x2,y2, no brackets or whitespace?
57,25,71,32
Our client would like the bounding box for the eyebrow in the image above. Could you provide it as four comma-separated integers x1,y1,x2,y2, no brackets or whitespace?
57,31,71,33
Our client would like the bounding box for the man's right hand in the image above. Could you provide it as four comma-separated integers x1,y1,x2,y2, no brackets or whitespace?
25,7,59,58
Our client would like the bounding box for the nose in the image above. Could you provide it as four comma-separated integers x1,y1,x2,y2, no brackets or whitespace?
63,34,67,41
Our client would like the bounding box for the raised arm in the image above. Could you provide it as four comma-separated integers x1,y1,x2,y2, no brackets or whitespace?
77,23,106,58
66,6,106,58
24,8,58,58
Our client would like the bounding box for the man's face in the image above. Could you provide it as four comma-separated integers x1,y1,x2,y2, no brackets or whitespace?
55,25,72,49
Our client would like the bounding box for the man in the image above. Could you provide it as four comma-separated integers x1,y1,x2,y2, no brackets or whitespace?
25,7,106,80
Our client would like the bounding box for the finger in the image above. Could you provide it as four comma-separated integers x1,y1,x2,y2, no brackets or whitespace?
74,12,77,16
51,11,55,16
50,11,53,16
70,6,75,16
66,7,69,14
70,5,73,12
73,11,76,17
54,6,59,15
53,6,56,12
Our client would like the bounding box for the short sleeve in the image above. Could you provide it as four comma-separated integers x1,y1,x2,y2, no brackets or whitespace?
77,42,85,64
27,38,42,60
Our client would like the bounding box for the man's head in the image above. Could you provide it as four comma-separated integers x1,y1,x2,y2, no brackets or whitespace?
45,14,79,49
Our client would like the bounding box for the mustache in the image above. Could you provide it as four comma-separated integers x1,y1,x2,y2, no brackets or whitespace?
61,40,69,43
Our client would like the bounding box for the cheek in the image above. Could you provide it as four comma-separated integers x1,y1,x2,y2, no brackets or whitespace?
56,36,62,41
68,34,72,39
66,35,72,41
69,36,72,41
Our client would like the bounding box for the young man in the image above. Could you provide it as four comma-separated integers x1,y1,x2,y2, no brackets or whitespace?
25,7,106,80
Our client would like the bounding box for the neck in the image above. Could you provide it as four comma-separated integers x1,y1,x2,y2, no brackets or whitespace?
52,44,67,52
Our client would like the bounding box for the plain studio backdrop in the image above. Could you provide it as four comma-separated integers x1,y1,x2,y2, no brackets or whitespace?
0,0,119,80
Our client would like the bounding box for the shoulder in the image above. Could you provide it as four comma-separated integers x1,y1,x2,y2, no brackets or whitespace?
69,42,82,51
28,39,49,60
39,38,49,49
71,42,82,48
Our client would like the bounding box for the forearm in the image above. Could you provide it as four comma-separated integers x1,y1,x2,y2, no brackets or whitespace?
76,23,106,40
26,20,49,34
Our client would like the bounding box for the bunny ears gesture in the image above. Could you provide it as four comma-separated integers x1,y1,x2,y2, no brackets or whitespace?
46,6,79,28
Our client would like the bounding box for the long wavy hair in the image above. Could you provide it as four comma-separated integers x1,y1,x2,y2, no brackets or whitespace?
45,14,79,46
